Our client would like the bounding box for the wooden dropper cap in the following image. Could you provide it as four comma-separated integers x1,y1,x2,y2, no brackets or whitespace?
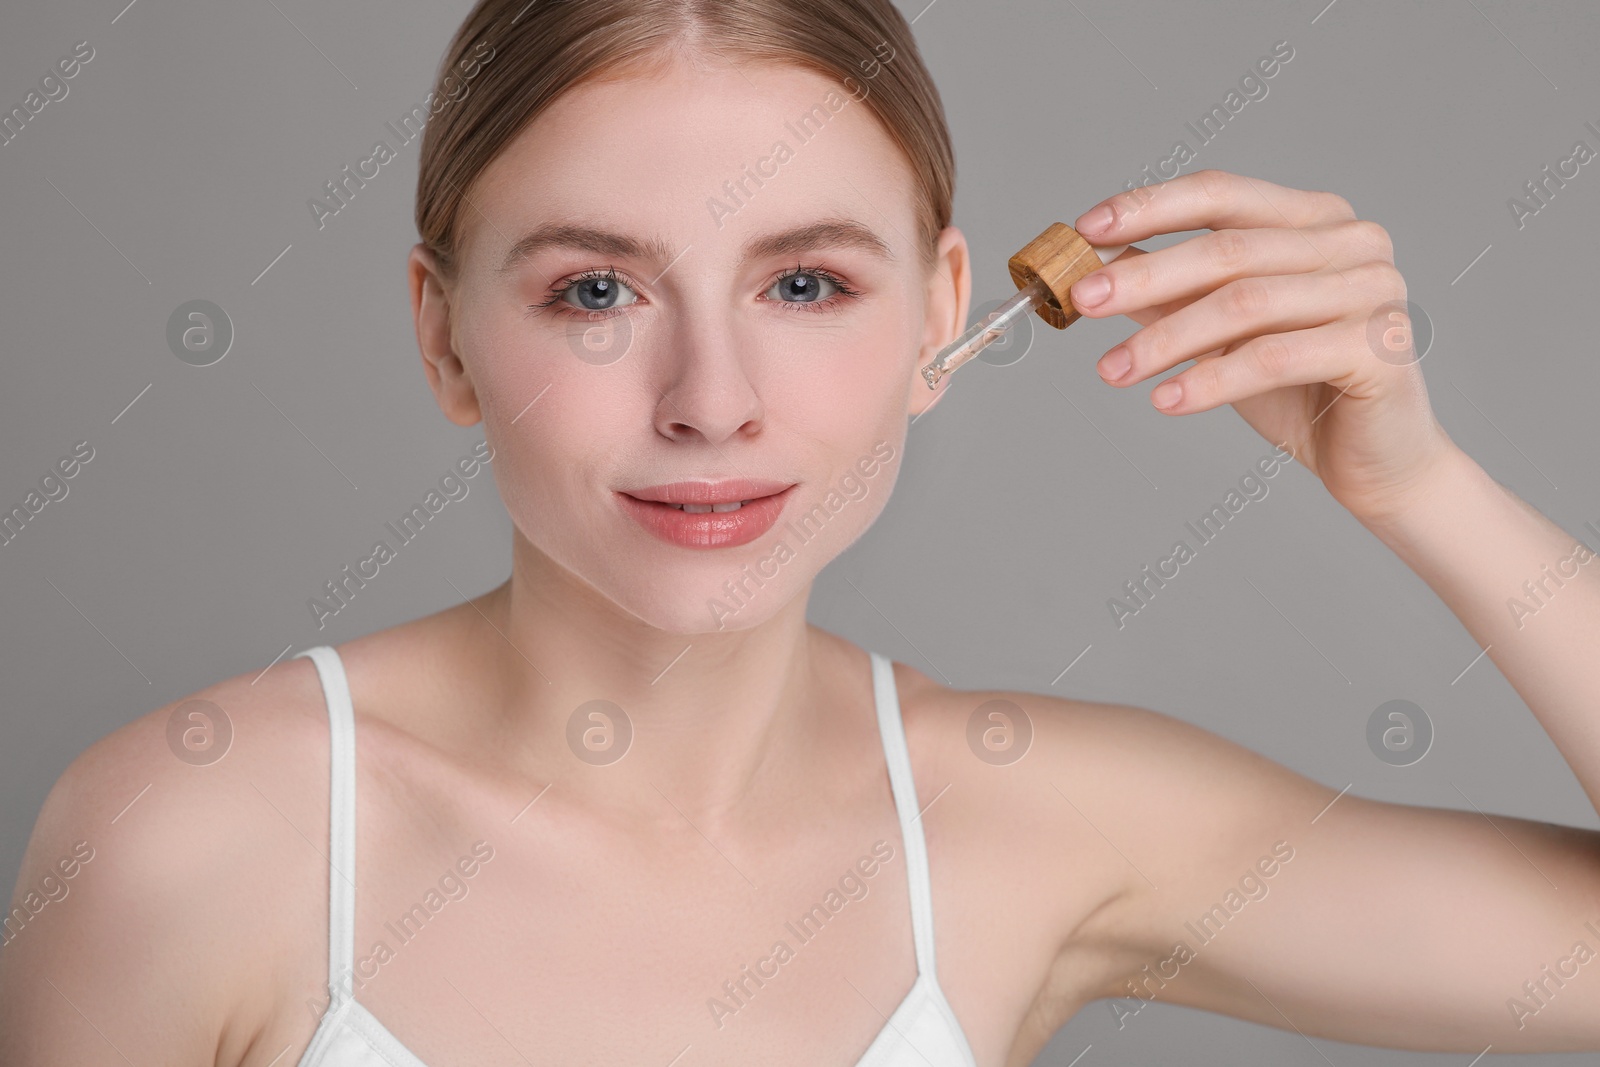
1007,222,1106,329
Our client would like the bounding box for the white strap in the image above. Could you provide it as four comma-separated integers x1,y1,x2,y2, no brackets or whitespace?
294,646,356,1003
869,650,938,977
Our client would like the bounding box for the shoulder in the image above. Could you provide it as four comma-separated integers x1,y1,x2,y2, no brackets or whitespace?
889,657,1243,808
0,649,336,1063
9,650,337,913
893,661,1327,846
890,662,1332,990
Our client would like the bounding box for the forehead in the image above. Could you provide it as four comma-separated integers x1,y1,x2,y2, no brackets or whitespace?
457,56,919,271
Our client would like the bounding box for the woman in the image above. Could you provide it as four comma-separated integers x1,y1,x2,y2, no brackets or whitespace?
3,0,1598,1063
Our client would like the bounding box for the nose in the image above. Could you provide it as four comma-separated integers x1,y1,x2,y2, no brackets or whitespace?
651,316,765,445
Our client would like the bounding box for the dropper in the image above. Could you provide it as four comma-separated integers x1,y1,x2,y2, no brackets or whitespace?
921,223,1128,388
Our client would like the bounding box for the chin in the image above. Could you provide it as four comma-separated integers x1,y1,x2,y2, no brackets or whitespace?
642,558,814,633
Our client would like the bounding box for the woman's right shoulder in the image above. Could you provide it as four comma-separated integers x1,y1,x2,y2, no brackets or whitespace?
0,648,340,1065
27,647,339,867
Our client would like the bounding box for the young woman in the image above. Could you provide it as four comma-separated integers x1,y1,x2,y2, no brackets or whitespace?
4,1,1598,1064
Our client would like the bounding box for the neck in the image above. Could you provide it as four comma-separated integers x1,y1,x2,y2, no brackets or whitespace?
454,533,844,832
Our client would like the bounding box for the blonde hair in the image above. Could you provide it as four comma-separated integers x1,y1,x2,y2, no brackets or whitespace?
415,0,955,278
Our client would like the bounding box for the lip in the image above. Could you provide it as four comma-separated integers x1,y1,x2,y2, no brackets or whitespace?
616,479,796,549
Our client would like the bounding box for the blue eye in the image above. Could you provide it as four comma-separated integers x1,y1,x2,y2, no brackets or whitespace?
556,269,638,312
764,265,861,313
769,269,836,303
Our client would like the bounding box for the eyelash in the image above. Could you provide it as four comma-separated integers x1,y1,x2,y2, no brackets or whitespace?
526,263,862,318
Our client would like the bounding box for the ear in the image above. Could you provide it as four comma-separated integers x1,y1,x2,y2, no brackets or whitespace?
907,225,971,419
408,243,482,427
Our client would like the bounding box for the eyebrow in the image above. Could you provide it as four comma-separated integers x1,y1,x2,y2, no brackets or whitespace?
494,217,895,275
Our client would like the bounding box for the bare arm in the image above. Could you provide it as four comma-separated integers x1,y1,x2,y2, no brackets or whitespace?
0,678,324,1066
1028,440,1600,1050
1036,437,1600,1050
1017,169,1600,1049
1357,441,1600,813
1037,696,1600,1051
0,731,229,1064
1054,165,1600,820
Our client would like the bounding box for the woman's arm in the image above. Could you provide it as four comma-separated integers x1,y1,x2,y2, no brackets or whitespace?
1041,444,1600,1052
1005,168,1600,1051
0,726,232,1065
1057,166,1600,822
0,673,326,1067
1356,440,1600,814
1019,693,1600,1051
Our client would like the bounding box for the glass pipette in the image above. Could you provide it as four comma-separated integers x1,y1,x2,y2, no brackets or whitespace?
921,223,1128,389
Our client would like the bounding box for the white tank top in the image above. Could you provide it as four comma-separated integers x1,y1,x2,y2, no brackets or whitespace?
289,644,978,1067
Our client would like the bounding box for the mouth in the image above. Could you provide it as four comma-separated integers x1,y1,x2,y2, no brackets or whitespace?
668,500,747,512
616,479,796,549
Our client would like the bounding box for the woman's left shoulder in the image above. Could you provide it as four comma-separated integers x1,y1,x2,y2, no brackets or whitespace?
895,663,1288,785
879,664,1243,1018
890,660,1171,783
893,663,1328,868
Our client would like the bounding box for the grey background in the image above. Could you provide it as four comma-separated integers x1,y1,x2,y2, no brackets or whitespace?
2,0,1597,1062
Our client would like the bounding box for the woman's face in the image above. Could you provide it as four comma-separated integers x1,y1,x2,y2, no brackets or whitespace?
413,53,968,633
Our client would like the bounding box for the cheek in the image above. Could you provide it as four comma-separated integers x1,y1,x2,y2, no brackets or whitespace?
462,311,576,422
457,314,642,527
464,305,649,442
767,311,915,442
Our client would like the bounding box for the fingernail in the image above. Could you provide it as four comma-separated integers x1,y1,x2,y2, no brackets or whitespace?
1073,272,1111,309
1151,380,1183,409
1077,204,1115,235
1097,345,1131,382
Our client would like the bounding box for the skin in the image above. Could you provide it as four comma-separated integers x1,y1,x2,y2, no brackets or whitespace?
4,50,1600,1067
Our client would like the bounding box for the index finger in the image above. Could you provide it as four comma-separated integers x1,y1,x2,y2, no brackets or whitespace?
1073,169,1357,246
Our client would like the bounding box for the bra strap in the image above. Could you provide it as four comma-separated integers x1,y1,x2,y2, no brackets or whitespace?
293,646,357,1007
869,650,938,977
